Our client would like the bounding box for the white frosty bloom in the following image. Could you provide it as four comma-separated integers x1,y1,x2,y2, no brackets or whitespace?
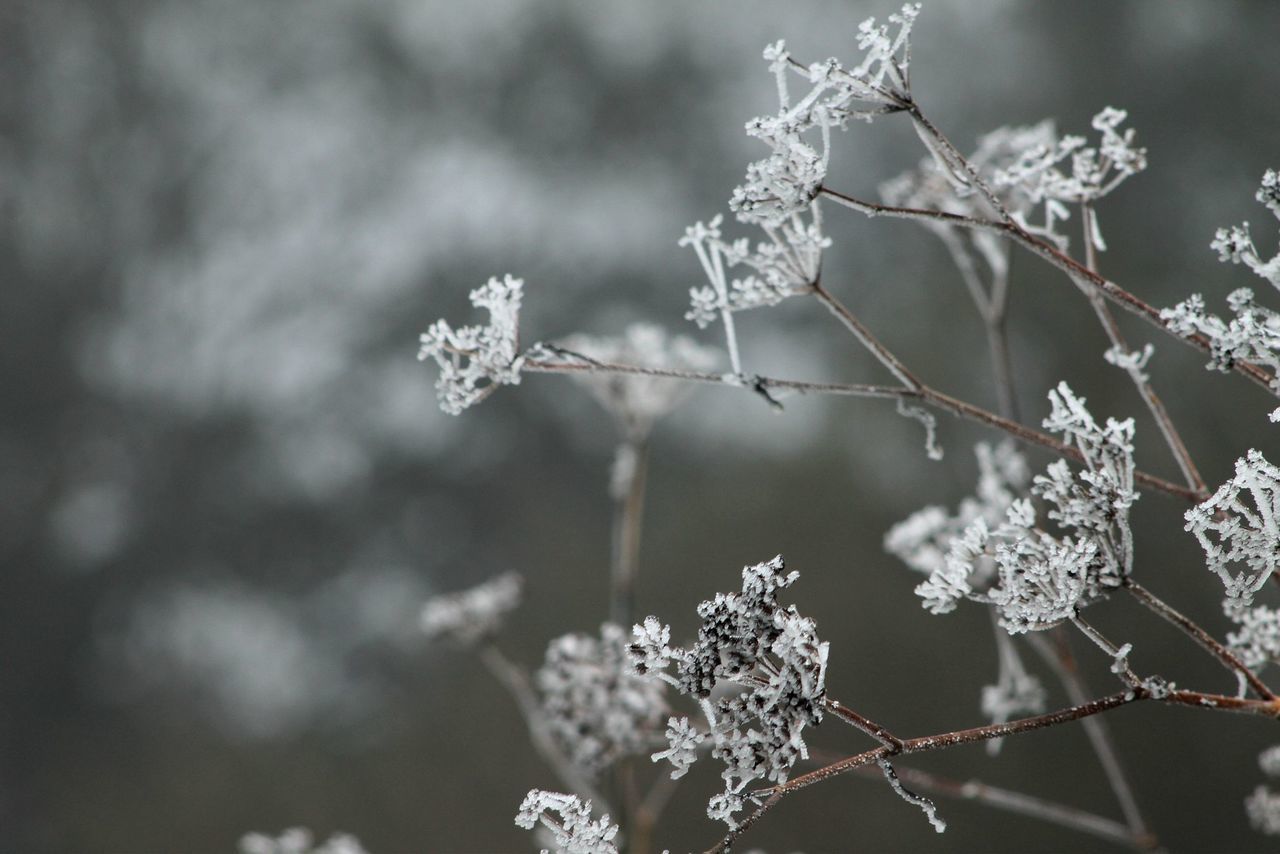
417,274,525,414
555,323,722,438
628,556,828,828
652,716,704,780
886,441,1030,578
239,829,367,854
1226,604,1280,671
912,385,1137,634
536,623,668,778
1185,449,1280,608
993,107,1146,250
420,572,522,646
515,790,619,854
1260,745,1280,778
1163,169,1280,393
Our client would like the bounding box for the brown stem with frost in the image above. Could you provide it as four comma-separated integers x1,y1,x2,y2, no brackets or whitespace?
521,357,1198,501
1124,578,1275,700
1026,630,1153,845
833,758,1156,851
818,186,1277,399
1078,203,1206,494
709,686,1280,852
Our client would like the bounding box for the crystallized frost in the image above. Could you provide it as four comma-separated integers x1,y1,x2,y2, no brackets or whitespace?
418,274,525,414
627,556,828,828
514,790,619,854
536,623,667,778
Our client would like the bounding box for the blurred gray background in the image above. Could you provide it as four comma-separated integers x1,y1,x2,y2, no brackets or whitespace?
4,1,1280,851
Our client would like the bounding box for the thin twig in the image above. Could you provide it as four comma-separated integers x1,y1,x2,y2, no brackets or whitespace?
1026,630,1153,845
835,759,1153,851
522,356,1200,501
1124,578,1275,700
609,436,649,627
818,186,1278,398
1078,203,1207,494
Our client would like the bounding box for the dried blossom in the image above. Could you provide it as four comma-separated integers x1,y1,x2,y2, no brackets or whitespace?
536,624,667,778
418,275,525,414
515,790,619,854
420,572,522,646
627,556,828,827
1185,450,1280,608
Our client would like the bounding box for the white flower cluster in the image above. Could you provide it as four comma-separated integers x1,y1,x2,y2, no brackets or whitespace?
555,323,722,437
994,107,1147,250
882,119,1057,226
913,384,1138,634
1162,170,1280,400
729,5,920,228
418,275,525,415
420,572,522,646
1185,450,1280,608
1246,745,1280,837
536,623,668,778
1185,449,1280,671
239,829,367,854
627,556,829,828
885,441,1031,577
514,790,619,854
682,212,829,330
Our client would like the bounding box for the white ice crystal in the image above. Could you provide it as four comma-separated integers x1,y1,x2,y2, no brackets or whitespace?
885,441,1030,578
682,212,829,330
912,385,1137,633
1185,449,1280,608
652,715,705,780
1226,604,1280,671
993,107,1146,250
536,623,668,778
627,556,828,828
239,829,367,854
1162,169,1280,393
418,274,525,414
515,790,619,854
420,572,522,646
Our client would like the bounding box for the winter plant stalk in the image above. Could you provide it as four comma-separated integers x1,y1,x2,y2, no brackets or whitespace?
250,5,1280,853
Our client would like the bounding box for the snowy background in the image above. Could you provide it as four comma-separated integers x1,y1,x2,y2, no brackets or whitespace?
4,1,1279,850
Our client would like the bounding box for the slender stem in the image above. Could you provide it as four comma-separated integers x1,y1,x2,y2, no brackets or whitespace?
825,699,902,750
1078,204,1206,494
819,186,1278,397
609,437,649,627
1124,578,1275,700
522,357,1200,501
837,760,1154,851
1026,630,1153,845
811,280,923,389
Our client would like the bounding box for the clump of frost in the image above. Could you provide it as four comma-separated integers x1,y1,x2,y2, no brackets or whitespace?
536,623,667,778
912,384,1138,634
418,274,525,414
1162,170,1280,396
420,572,522,646
885,441,1030,578
627,556,828,828
239,829,367,854
1185,449,1280,609
515,790,619,854
993,107,1146,251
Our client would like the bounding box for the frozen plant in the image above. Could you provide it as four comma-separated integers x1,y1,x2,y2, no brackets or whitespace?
420,571,522,646
515,790,620,854
408,5,1280,851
